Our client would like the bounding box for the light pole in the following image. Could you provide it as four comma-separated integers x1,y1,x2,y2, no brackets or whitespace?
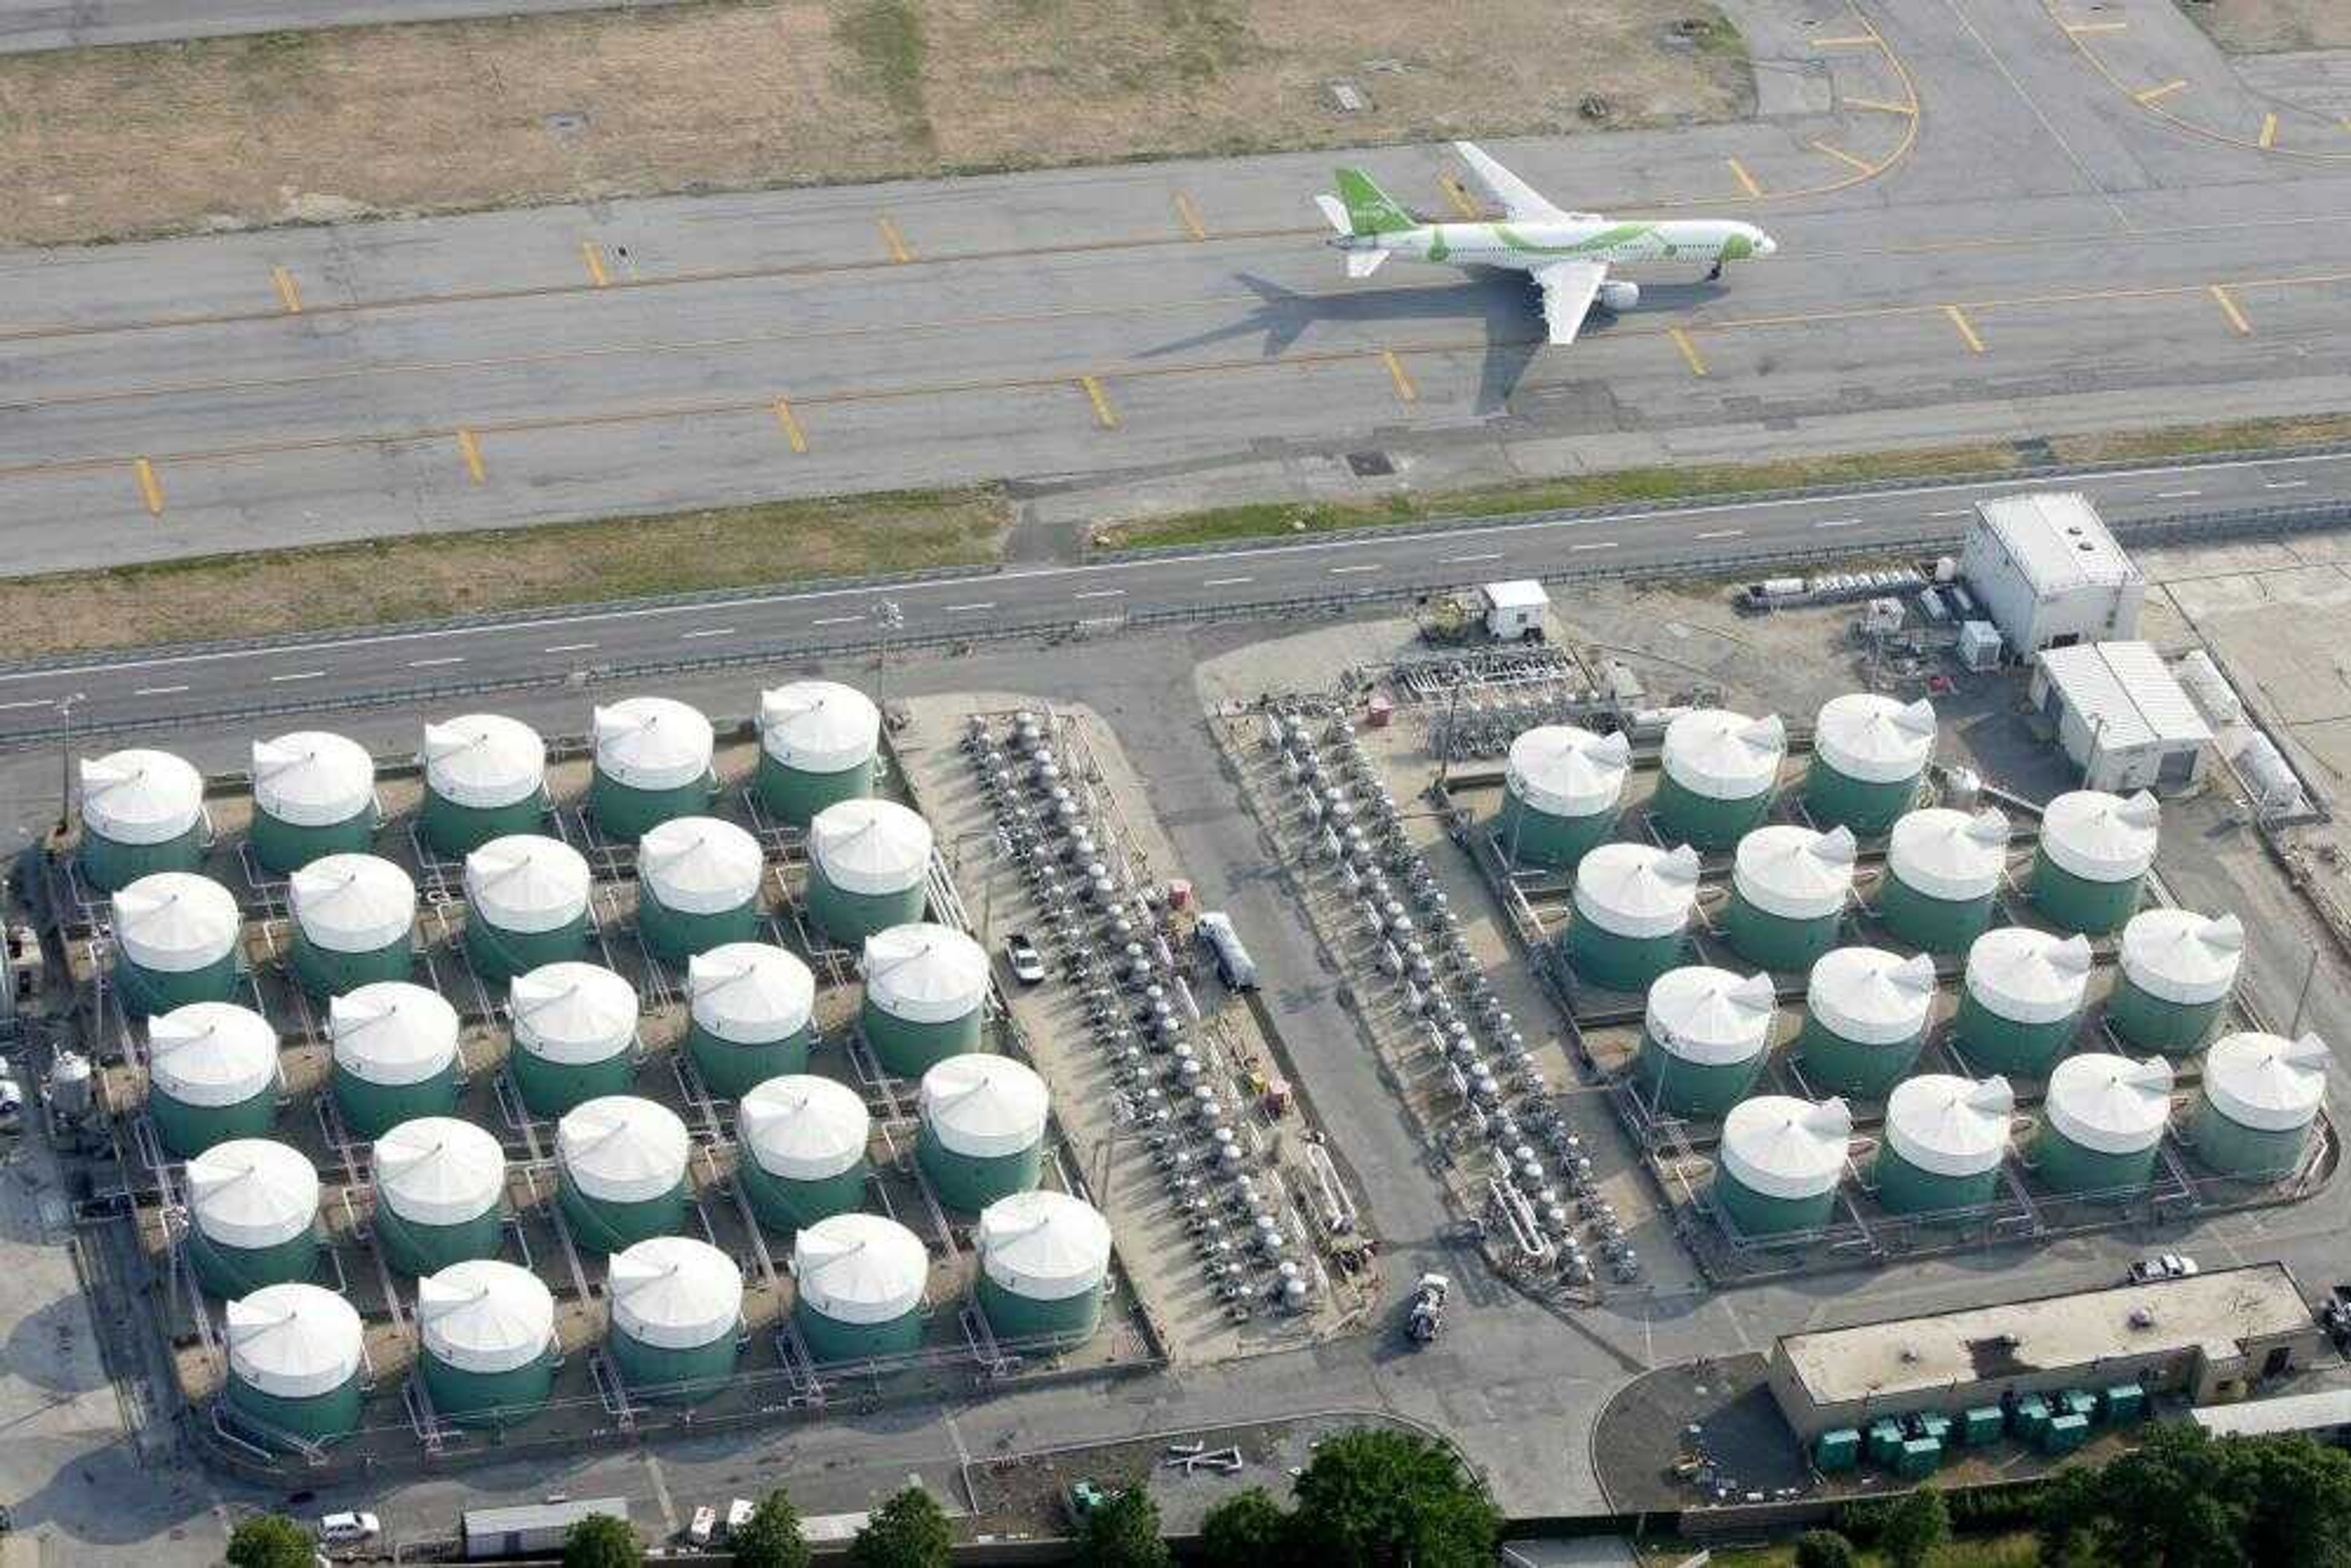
874,599,905,720
54,692,86,837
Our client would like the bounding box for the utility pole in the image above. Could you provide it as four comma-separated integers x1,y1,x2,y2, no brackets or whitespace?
54,692,85,837
2290,941,2320,1037
873,599,905,722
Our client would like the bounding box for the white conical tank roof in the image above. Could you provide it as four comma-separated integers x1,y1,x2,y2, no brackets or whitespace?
2202,1031,2328,1133
465,835,591,934
1573,843,1701,939
557,1096,688,1204
2119,909,2244,1007
593,697,713,790
1733,825,1856,920
760,681,882,775
421,715,545,810
1884,1074,2014,1177
810,799,933,896
609,1236,743,1349
1644,967,1777,1066
791,1212,927,1324
2040,790,2160,885
374,1116,506,1228
1964,928,2093,1025
1662,710,1786,801
1805,947,1937,1045
738,1074,870,1180
1505,726,1631,817
331,983,458,1088
863,924,989,1024
290,854,415,953
639,816,765,914
252,732,376,827
509,962,639,1065
1720,1095,1851,1200
978,1190,1111,1302
112,873,241,974
418,1259,553,1375
2045,1052,2173,1154
919,1054,1049,1158
691,944,815,1045
188,1138,318,1250
227,1283,362,1398
1888,808,2011,902
1813,694,1936,784
148,1002,277,1107
79,748,203,844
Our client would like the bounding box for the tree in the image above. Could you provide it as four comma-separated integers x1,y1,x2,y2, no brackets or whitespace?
225,1515,314,1568
1288,1427,1501,1568
732,1488,812,1568
563,1511,644,1568
1199,1487,1291,1566
847,1486,953,1568
2231,1430,2351,1568
1791,1529,1859,1568
1880,1488,1949,1568
1074,1485,1171,1568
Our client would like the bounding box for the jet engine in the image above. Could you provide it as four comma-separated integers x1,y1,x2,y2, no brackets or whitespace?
1596,280,1641,313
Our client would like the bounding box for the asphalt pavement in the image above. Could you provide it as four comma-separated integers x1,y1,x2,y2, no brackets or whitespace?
0,0,689,51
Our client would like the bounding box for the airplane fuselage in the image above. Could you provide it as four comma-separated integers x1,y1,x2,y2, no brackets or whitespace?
1335,217,1771,272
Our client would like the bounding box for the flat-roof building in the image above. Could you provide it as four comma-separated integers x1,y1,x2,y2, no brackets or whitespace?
1960,493,2145,656
2031,640,2211,794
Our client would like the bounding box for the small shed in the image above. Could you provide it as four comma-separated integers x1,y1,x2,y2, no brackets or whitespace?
1480,580,1550,642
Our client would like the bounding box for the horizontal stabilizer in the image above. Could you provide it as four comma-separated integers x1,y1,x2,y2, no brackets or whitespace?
1313,193,1352,235
1346,250,1389,279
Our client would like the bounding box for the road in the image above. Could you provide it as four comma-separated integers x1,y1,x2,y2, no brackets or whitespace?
0,0,692,51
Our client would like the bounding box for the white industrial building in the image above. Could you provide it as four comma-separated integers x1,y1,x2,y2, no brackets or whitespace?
2030,640,2211,794
1478,580,1550,642
1960,493,2145,656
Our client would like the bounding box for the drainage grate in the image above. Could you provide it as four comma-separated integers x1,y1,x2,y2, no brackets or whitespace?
1346,450,1396,478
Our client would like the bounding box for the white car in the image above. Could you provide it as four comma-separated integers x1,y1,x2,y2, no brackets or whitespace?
2126,1253,2200,1284
318,1512,380,1545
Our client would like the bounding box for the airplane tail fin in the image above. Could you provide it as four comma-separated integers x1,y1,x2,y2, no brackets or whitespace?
1346,249,1389,279
1332,168,1418,235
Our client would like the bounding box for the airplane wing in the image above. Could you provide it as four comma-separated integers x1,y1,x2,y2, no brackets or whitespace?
1531,260,1608,346
1452,141,1565,223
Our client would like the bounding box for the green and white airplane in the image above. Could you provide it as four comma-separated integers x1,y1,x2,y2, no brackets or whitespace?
1316,141,1779,345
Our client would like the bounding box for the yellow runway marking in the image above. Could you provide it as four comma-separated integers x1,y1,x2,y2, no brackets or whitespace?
1809,140,1878,175
773,397,808,452
1174,192,1208,241
133,457,163,516
877,216,913,264
271,267,302,315
1439,175,1481,220
1380,350,1418,403
1668,327,1709,378
456,427,486,483
1845,97,1918,116
2064,19,2128,33
2135,79,2188,105
1812,34,1878,47
1727,159,1763,198
1943,304,1986,353
581,243,611,288
2259,113,2279,149
2208,283,2252,336
1079,375,1117,429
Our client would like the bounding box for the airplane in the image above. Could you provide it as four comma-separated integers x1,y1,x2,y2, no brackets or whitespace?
1315,140,1779,345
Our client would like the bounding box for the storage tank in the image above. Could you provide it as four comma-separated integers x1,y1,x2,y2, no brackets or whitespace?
329,982,461,1137
508,962,640,1117
860,923,989,1076
757,681,883,825
975,1190,1112,1345
917,1055,1049,1212
1873,1075,2014,1214
462,835,592,982
419,715,548,858
1652,710,1786,849
1495,726,1632,869
2190,1031,2328,1180
636,816,766,962
1562,843,1701,992
590,697,716,840
1711,1096,1851,1237
737,1075,872,1231
607,1235,743,1400
2109,910,2243,1055
186,1139,320,1297
556,1096,690,1251
2032,1053,2174,1195
2031,790,2160,935
223,1284,363,1450
1804,695,1936,833
416,1259,555,1427
372,1116,508,1277
790,1212,928,1362
287,854,416,997
1878,808,2010,954
688,944,817,1098
1722,825,1856,971
78,748,208,891
1794,948,1937,1099
110,872,242,1016
1630,966,1777,1117
147,1002,279,1157
807,799,934,947
1952,929,2093,1075
249,731,380,874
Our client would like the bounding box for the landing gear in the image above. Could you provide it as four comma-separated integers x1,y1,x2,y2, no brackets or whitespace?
1706,261,1723,282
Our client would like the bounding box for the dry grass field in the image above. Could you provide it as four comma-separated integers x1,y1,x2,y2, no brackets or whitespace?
2177,0,2351,52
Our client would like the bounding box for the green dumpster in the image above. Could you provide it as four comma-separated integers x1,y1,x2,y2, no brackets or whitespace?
1868,1416,1908,1465
1896,1436,1943,1478
2011,1401,2050,1443
2061,1389,2099,1424
1959,1406,2006,1446
2101,1384,2146,1424
1814,1428,1862,1472
2042,1412,2091,1454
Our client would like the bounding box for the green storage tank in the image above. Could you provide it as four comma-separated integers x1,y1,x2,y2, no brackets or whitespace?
688,944,817,1099
329,982,461,1138
590,697,718,841
917,1054,1049,1212
1629,966,1777,1117
807,799,934,948
287,853,416,997
2031,1052,2174,1196
1722,824,1856,972
2109,909,2243,1056
557,1095,691,1253
223,1283,364,1452
462,835,592,982
737,1074,871,1231
508,962,640,1118
975,1190,1112,1345
1794,947,1938,1100
1872,1073,2014,1214
1711,1094,1852,1238
416,1259,556,1428
147,1001,279,1157
790,1211,928,1363
860,923,991,1078
187,1138,320,1297
2189,1030,2328,1180
1562,843,1701,994
636,816,766,963
110,872,243,1018
1953,928,2093,1076
757,681,882,826
77,748,209,893
249,731,381,875
419,715,549,859
1652,710,1787,849
1805,693,1937,834
371,1116,509,1277
2031,790,2160,936
1878,807,2011,955
1494,724,1632,869
607,1236,744,1401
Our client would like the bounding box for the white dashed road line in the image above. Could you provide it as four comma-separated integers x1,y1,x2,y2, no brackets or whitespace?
543,642,597,653
1201,576,1254,587
135,685,189,696
1073,589,1127,601
407,656,465,668
681,628,734,639
1695,529,1744,541
269,670,326,683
